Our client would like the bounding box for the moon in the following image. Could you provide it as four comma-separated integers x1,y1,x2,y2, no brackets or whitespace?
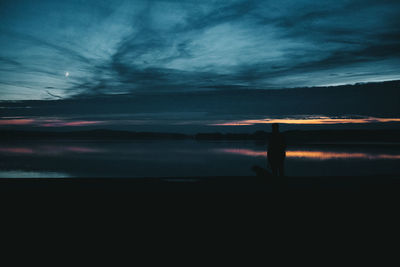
65,71,70,77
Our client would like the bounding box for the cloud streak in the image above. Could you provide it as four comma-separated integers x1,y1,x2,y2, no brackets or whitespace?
0,80,399,132
0,0,400,100
0,117,105,127
211,116,400,126
2,115,400,128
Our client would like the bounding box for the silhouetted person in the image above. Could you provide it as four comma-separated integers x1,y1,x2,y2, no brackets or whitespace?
267,123,286,176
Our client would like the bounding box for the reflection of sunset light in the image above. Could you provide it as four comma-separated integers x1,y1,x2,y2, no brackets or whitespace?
0,147,34,154
219,149,267,157
216,148,400,160
211,116,400,126
0,146,102,155
0,119,35,125
66,147,101,153
286,151,400,160
41,121,105,127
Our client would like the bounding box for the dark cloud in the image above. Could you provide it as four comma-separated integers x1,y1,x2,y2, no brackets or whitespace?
0,0,400,131
1,80,400,119
1,0,399,98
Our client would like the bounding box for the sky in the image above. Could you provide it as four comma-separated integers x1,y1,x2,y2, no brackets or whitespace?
0,0,400,132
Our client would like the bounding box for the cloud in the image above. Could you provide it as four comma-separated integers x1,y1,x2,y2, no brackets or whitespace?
0,117,105,127
0,0,400,100
210,116,400,126
1,81,400,131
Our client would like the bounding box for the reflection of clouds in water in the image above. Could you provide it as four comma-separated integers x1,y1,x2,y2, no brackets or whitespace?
2,144,400,160
0,147,34,154
287,151,400,160
0,146,103,155
0,171,70,178
1,141,399,177
216,148,400,160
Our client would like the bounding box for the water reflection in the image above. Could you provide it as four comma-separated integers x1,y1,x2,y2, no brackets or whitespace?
215,148,400,160
287,150,400,160
0,145,103,155
0,147,34,154
5,144,400,160
1,141,400,177
0,171,70,178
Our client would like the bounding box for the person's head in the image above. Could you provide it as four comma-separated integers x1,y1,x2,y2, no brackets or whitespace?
272,123,279,133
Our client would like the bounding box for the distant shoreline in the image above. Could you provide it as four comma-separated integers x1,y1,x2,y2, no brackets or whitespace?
1,129,400,144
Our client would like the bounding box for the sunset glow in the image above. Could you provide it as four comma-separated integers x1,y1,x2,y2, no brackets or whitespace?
211,117,400,126
0,118,105,127
0,119,35,125
2,116,400,128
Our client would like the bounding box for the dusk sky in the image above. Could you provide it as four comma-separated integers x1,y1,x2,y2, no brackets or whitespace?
1,0,400,132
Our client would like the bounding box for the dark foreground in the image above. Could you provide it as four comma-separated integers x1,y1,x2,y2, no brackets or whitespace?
1,175,400,192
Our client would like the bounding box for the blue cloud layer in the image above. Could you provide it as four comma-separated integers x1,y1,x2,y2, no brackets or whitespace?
0,0,400,100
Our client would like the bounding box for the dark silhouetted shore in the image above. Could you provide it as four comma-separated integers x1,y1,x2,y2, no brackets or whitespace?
2,129,400,143
1,175,399,192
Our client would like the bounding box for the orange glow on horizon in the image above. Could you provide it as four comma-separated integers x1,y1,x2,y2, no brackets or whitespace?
0,118,105,127
2,116,400,127
211,117,400,126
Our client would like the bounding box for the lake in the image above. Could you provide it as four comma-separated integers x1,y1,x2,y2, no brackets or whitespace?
1,139,399,177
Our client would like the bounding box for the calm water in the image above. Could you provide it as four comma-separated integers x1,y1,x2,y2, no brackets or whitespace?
1,140,399,177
